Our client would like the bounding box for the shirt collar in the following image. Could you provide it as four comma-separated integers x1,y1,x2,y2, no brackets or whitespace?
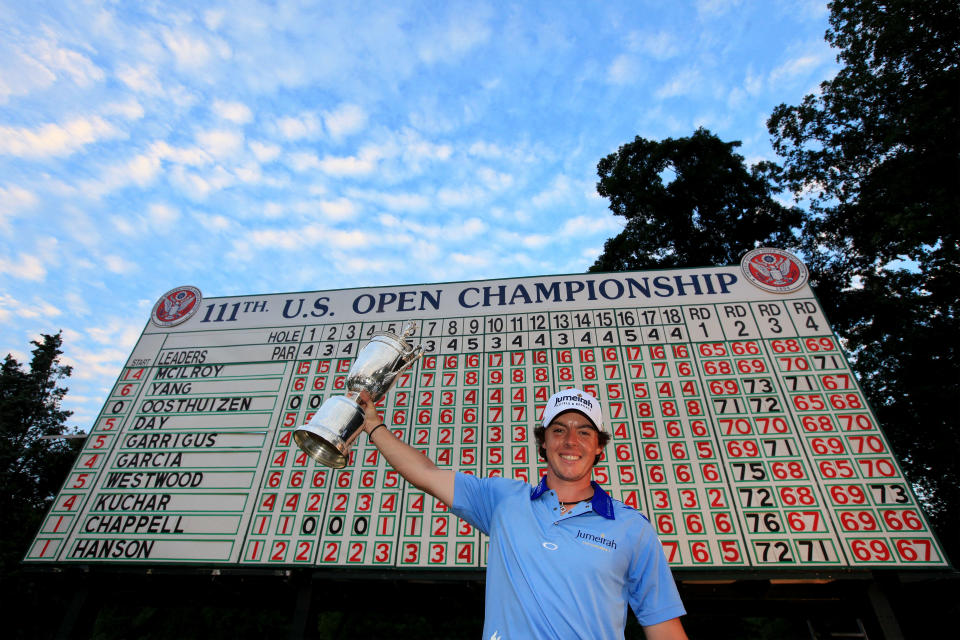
530,476,615,520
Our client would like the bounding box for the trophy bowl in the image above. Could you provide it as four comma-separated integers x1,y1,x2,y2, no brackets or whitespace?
294,322,423,468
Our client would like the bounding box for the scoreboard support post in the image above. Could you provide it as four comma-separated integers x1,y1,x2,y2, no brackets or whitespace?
867,579,904,640
289,578,313,640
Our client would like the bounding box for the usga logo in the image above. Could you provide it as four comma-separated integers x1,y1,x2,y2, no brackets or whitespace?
740,248,808,294
151,286,202,327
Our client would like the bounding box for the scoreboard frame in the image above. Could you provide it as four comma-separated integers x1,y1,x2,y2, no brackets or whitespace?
26,258,950,571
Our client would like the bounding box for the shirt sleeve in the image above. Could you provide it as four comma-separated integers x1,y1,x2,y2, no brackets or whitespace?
626,523,687,626
450,472,517,536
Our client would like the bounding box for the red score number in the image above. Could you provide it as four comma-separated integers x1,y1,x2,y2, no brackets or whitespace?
804,337,836,351
829,484,867,505
771,339,801,353
881,509,924,531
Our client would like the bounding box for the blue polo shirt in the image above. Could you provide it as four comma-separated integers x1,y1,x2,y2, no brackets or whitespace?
452,473,685,640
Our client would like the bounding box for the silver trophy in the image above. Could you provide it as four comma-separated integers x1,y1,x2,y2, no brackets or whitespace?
294,321,424,468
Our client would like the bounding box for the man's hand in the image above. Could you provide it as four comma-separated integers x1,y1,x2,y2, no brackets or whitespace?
356,390,385,434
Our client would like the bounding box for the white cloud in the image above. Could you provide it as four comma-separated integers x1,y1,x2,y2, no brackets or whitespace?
450,252,491,268
276,113,322,140
460,217,487,237
323,104,367,141
770,53,825,84
468,141,507,158
0,185,38,227
196,128,244,158
0,116,122,158
356,190,431,212
234,163,263,184
559,214,620,237
0,293,62,323
377,214,486,246
103,254,139,274
103,99,145,120
169,164,236,199
147,203,180,230
320,198,358,220
81,147,164,198
522,234,551,249
655,68,702,99
478,167,514,191
467,140,543,165
0,35,104,102
256,198,356,220
607,54,641,85
34,37,104,86
0,236,59,281
263,202,285,218
0,295,14,323
288,151,322,172
162,28,231,69
234,224,373,255
318,149,380,176
0,47,55,103
418,11,492,64
332,256,389,274
85,316,142,348
204,9,227,30
195,212,232,232
116,63,162,94
728,67,766,108
696,0,743,15
110,214,141,236
213,99,253,124
126,152,164,185
531,174,574,209
63,344,130,382
627,30,681,60
399,132,453,163
250,140,282,163
32,300,63,319
437,185,485,208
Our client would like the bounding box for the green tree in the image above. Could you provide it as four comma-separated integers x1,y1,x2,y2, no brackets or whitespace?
589,127,802,273
0,332,81,570
768,0,960,561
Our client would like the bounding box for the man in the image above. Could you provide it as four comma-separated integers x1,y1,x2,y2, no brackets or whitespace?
356,387,687,639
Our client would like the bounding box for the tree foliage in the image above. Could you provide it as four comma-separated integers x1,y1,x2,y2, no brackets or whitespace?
0,332,81,570
589,127,802,273
591,0,959,563
767,0,960,561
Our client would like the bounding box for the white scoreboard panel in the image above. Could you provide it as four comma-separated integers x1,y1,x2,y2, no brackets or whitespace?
26,267,948,569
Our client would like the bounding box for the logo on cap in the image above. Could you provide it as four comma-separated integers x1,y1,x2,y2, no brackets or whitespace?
542,388,605,432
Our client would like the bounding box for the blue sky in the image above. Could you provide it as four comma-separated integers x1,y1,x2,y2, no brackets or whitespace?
1,0,837,430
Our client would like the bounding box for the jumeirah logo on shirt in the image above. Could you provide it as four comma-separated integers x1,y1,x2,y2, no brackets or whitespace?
576,529,617,550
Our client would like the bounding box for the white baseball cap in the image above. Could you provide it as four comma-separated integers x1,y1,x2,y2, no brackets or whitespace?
541,388,606,433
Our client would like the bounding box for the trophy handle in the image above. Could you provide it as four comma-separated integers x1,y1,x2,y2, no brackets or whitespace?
384,344,424,387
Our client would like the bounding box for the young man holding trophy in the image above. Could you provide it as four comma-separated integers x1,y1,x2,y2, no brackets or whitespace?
293,324,685,638
356,386,688,640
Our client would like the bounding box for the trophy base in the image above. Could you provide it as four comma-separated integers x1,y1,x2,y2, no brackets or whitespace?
293,395,366,469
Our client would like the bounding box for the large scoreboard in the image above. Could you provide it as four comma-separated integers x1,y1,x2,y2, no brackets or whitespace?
27,253,949,570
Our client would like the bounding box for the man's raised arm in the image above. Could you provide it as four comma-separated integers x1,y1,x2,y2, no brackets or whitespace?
356,389,455,506
643,618,688,640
